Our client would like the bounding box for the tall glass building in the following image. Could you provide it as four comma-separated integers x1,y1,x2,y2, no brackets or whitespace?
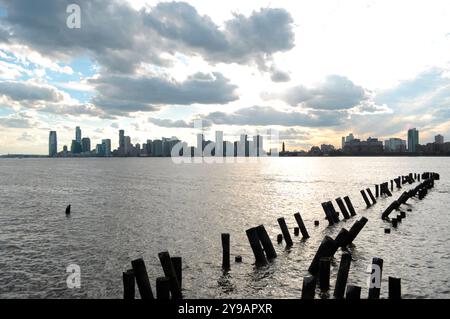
49,131,57,157
407,128,419,152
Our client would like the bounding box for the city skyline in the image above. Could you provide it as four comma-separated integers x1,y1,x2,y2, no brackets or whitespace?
1,1,450,154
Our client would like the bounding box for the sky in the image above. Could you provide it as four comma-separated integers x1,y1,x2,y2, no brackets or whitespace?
0,0,450,154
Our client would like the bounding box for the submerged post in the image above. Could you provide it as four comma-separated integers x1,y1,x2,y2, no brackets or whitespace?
277,217,293,247
388,277,401,299
334,252,352,299
65,204,71,215
308,236,338,275
256,225,277,259
294,212,310,239
221,233,230,270
366,188,376,205
277,234,283,244
360,190,372,207
336,197,350,219
375,184,379,198
158,251,182,299
343,196,357,216
246,227,268,266
156,277,170,300
319,257,331,291
122,269,135,300
346,285,361,299
368,257,384,299
301,276,316,299
171,257,182,289
131,258,154,299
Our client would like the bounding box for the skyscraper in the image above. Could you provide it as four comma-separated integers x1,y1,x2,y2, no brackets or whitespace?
75,126,81,143
215,131,223,157
81,137,91,153
407,128,419,152
119,129,125,150
49,131,57,157
435,134,444,144
102,139,111,156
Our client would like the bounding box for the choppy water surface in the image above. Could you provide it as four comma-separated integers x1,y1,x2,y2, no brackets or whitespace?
0,157,449,298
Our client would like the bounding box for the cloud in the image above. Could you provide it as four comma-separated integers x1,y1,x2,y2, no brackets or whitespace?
0,81,63,102
0,1,295,73
265,75,369,110
0,113,34,128
203,106,348,127
89,72,238,116
270,68,291,82
148,117,212,128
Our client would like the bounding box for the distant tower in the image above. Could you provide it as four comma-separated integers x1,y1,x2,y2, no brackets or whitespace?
49,131,57,157
407,128,419,152
75,126,81,143
435,134,444,144
282,141,285,153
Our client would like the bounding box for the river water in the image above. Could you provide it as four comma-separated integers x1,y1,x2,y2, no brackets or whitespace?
0,157,449,298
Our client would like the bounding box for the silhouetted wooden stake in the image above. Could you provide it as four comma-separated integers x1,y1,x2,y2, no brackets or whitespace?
388,277,401,299
131,258,154,299
256,225,277,259
392,218,398,228
334,228,349,248
294,227,299,236
375,184,379,197
334,252,352,299
308,236,338,275
400,211,406,219
319,257,331,291
156,277,170,300
277,217,293,247
277,234,283,244
327,201,340,223
122,269,135,300
344,217,368,246
158,251,182,299
366,188,376,204
301,276,316,299
321,202,335,226
171,257,182,289
396,214,402,223
235,255,242,263
390,180,394,191
246,227,268,266
346,285,361,299
221,233,230,270
314,220,320,226
381,200,399,219
336,197,350,219
360,189,372,207
384,228,391,234
294,212,310,238
368,257,384,299
65,204,71,215
343,196,357,216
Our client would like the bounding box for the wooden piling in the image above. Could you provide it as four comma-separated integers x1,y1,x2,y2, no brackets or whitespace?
334,228,349,248
319,257,331,291
156,277,170,300
390,180,394,191
388,277,401,299
375,184,379,197
400,211,406,219
381,200,399,219
392,218,398,228
366,188,376,205
308,236,338,275
301,276,316,299
294,227,299,236
246,227,268,266
122,269,135,300
314,220,320,226
221,233,230,270
277,217,293,247
158,251,182,299
346,285,361,299
235,255,242,263
336,197,350,219
131,258,154,299
344,217,368,246
327,201,340,223
294,212,310,239
321,202,335,226
171,256,182,289
277,234,283,244
343,196,357,216
368,257,384,299
256,225,277,259
333,252,352,299
360,189,372,207
384,228,391,234
65,204,71,215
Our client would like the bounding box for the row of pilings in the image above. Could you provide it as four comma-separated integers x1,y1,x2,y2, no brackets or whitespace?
121,171,439,299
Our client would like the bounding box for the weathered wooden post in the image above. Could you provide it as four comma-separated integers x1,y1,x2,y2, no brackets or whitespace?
392,218,398,228
343,196,357,216
334,228,349,248
221,233,230,270
308,236,338,275
384,228,391,234
277,234,283,244
156,277,170,300
131,258,154,299
65,204,71,215
314,220,320,226
294,212,310,238
346,285,361,299
388,277,401,299
319,257,331,291
400,211,406,219
368,257,384,299
122,269,135,300
327,201,340,223
246,227,268,266
390,180,394,191
381,200,399,219
278,217,293,247
301,276,316,299
158,251,182,299
366,188,377,205
375,184,379,197
321,202,335,226
294,227,300,236
235,256,242,263
344,217,368,246
334,252,352,299
171,257,182,289
256,225,277,259
336,197,350,219
360,189,372,207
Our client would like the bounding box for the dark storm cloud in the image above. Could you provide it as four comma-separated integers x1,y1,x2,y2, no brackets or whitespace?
0,0,295,72
0,81,63,102
89,72,238,115
203,106,347,127
267,75,368,110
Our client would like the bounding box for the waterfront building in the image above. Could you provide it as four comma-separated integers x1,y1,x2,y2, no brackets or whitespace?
102,139,111,156
435,134,444,144
407,128,419,152
75,126,81,143
384,138,406,152
81,137,91,153
49,131,57,157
